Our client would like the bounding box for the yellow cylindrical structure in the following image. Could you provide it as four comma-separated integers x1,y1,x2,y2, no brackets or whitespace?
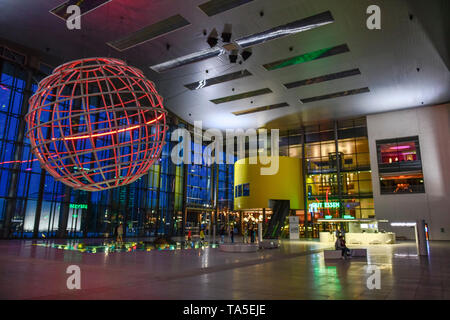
234,156,304,210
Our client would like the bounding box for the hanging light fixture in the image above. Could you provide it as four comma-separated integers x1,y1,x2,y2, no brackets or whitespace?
26,57,167,191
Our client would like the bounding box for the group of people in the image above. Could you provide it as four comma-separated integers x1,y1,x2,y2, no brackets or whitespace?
217,224,258,244
243,225,257,244
219,225,237,243
186,229,206,242
334,227,351,259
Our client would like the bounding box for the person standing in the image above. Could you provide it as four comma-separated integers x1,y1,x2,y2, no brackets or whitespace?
187,229,192,242
243,226,248,244
250,226,255,243
117,222,124,243
200,229,205,242
230,226,234,243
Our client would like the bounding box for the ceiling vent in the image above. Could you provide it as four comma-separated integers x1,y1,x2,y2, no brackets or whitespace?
233,103,289,116
50,0,111,20
185,70,252,90
284,68,361,89
108,14,190,51
235,11,334,48
263,44,350,71
210,88,272,104
199,0,255,17
300,87,370,103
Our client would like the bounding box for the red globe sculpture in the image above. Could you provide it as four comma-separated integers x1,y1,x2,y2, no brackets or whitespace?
26,57,167,191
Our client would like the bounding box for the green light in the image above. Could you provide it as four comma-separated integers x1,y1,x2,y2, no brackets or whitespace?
265,47,333,70
343,215,355,219
70,203,88,209
325,215,333,219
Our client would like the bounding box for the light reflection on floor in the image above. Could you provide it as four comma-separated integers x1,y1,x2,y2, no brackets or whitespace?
1,239,449,299
34,240,219,253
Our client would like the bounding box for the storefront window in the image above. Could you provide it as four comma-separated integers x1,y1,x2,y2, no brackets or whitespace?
379,141,418,163
376,136,422,172
379,173,425,194
376,136,425,194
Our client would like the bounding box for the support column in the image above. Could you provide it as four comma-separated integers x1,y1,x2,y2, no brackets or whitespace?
262,208,266,230
154,161,162,236
181,163,188,237
57,186,72,238
3,69,33,238
301,126,309,237
32,169,47,238
333,121,344,220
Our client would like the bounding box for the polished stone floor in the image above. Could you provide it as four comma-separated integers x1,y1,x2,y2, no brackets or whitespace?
0,237,449,300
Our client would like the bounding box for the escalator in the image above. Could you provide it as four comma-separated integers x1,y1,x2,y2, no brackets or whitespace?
263,200,290,239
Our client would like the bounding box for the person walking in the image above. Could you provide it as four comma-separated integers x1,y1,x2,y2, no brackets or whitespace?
187,229,192,242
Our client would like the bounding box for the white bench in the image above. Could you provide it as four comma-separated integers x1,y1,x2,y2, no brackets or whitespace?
324,248,367,259
324,250,343,259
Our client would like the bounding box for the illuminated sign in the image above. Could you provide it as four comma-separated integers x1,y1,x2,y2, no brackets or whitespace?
308,202,340,211
324,215,333,219
343,215,355,219
70,203,88,209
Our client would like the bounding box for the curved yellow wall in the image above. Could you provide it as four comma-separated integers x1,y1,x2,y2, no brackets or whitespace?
234,156,304,210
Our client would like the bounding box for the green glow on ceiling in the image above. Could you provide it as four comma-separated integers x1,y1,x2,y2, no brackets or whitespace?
264,47,334,71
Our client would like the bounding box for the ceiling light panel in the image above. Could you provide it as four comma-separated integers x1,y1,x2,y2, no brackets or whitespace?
108,14,190,51
210,88,272,104
184,70,252,90
235,11,334,48
150,47,225,73
300,87,370,103
233,103,289,116
199,0,255,17
50,0,112,20
263,44,350,71
284,68,361,89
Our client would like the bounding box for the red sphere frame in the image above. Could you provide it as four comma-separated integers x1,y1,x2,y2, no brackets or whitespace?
26,57,167,191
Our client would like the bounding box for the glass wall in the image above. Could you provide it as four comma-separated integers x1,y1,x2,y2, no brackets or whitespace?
279,117,374,237
0,54,234,239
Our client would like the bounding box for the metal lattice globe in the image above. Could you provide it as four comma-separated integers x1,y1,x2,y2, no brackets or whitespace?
26,57,167,191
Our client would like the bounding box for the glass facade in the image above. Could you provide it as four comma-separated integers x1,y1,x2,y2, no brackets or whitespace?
0,55,234,239
0,47,378,240
279,118,374,237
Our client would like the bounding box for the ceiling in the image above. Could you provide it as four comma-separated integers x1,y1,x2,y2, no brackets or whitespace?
0,0,449,130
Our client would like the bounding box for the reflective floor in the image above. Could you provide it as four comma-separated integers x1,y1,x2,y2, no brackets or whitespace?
0,238,449,299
